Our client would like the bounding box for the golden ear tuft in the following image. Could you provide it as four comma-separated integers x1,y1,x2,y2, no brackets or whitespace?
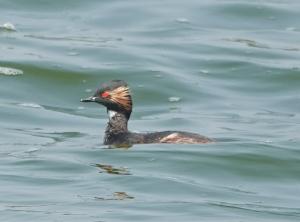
109,86,132,111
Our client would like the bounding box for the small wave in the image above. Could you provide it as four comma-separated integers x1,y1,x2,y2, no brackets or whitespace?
94,163,131,175
223,38,270,49
0,66,23,76
67,52,80,56
223,37,300,52
285,27,299,32
0,22,16,31
168,97,181,102
24,34,121,44
18,103,43,109
199,69,210,74
175,17,190,24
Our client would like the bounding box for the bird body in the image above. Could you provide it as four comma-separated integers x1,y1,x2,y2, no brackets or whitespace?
81,80,212,146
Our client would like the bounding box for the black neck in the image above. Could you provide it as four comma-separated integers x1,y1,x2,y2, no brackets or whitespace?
104,110,129,143
103,110,130,145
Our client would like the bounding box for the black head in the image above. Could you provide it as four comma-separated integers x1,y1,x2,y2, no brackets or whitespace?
81,80,132,119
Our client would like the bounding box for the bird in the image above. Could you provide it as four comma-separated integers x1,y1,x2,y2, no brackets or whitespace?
81,80,212,146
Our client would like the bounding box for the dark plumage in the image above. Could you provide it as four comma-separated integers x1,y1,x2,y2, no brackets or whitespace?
81,80,212,146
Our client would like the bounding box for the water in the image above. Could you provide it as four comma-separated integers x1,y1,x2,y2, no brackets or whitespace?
1,0,300,221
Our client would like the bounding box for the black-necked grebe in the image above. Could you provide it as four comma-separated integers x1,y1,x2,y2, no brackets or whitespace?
81,80,212,145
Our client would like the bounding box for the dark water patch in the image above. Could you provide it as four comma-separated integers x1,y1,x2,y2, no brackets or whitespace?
93,163,131,175
95,192,134,201
209,201,300,218
255,109,295,118
223,37,300,52
223,38,270,49
6,128,86,145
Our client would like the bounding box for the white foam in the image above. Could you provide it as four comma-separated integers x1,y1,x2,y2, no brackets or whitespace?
168,97,181,102
286,27,297,32
0,22,16,31
67,52,79,56
18,103,43,109
25,148,41,153
175,17,190,23
199,69,209,74
0,66,23,76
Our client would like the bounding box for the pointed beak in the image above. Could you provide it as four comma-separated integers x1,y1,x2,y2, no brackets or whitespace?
80,96,96,102
80,96,106,104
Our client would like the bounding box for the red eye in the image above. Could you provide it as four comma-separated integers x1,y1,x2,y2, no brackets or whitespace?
101,91,110,98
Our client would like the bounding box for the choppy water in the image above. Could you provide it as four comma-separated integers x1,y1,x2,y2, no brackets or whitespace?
1,0,300,221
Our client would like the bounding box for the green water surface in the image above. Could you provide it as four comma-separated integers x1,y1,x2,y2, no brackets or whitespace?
1,0,300,221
